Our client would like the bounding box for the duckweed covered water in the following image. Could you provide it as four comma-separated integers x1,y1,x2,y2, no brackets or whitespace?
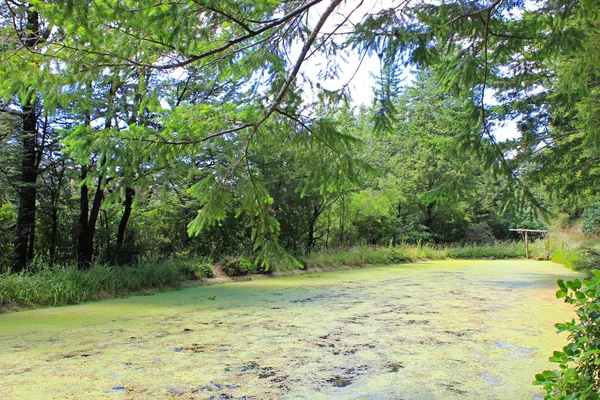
0,260,580,399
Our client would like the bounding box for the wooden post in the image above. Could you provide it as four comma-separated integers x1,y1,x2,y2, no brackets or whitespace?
509,228,547,260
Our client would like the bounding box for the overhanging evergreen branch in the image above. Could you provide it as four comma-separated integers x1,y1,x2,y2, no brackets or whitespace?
130,0,343,146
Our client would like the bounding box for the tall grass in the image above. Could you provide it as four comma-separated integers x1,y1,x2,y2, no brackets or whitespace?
541,230,600,271
3,232,597,310
303,242,528,268
0,260,194,308
446,242,526,259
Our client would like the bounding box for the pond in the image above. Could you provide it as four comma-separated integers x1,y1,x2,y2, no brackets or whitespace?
0,260,580,399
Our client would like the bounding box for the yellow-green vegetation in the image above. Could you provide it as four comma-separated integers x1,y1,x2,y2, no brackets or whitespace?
0,260,580,399
303,242,527,269
0,261,213,308
2,237,594,311
541,230,600,271
1,242,530,310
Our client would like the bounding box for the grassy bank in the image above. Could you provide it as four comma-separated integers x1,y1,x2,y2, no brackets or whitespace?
303,242,527,268
542,230,600,271
2,236,597,310
0,260,206,309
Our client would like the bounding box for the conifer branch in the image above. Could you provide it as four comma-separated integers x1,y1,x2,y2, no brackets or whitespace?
446,0,504,26
155,0,326,70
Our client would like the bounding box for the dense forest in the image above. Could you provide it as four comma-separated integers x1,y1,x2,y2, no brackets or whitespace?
1,1,600,398
0,0,598,272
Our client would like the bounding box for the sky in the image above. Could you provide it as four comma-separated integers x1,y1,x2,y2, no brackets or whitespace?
163,0,521,142
297,0,521,142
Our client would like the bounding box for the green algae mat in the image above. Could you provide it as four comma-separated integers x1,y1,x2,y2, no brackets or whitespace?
0,260,580,399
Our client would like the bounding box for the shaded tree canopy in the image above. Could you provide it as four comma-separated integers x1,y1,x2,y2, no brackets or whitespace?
0,0,598,270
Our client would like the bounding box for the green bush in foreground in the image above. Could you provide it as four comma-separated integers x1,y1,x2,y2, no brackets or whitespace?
535,272,600,399
0,261,189,307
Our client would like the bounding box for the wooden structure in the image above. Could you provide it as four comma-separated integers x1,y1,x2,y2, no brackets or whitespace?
509,229,548,259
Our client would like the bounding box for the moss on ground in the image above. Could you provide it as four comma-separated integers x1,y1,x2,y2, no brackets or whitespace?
0,260,580,399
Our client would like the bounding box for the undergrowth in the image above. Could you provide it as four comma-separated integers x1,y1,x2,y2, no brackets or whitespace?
0,260,212,308
2,232,597,310
545,231,600,271
447,242,526,259
302,242,527,269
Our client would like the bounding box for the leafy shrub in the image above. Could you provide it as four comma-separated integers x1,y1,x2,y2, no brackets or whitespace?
173,260,200,278
461,222,496,244
221,257,258,276
401,231,434,245
583,203,600,234
575,247,600,271
175,260,214,279
387,248,410,263
409,245,447,260
295,256,317,269
535,272,600,398
198,263,214,278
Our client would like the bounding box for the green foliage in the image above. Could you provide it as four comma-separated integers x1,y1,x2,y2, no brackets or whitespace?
583,204,600,235
446,242,524,259
0,0,598,278
461,222,496,244
0,261,188,307
0,202,16,271
304,247,413,268
573,247,600,272
535,273,600,398
552,250,586,271
198,263,214,279
539,228,600,271
305,242,537,268
350,0,600,218
221,256,259,276
174,259,214,279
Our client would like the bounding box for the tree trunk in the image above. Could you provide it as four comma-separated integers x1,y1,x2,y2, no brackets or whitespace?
77,166,90,268
102,209,110,264
325,210,331,249
306,204,320,251
11,10,41,273
12,101,38,272
47,161,65,268
49,206,58,268
307,220,315,251
77,78,117,268
339,195,346,247
424,201,436,228
116,187,134,263
80,175,105,268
